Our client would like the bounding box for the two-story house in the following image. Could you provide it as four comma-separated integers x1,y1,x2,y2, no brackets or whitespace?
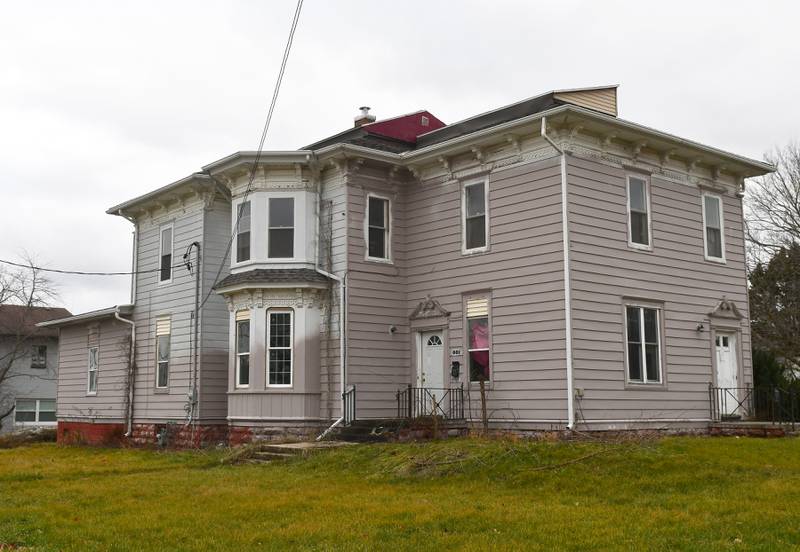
41,86,773,446
0,305,70,434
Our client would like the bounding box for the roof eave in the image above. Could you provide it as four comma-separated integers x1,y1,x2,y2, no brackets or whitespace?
37,304,134,328
106,173,220,217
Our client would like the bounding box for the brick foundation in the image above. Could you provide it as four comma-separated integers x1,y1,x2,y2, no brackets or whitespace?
57,421,126,446
129,423,229,448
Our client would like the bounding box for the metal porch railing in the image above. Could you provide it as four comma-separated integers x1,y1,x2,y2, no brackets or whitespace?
396,385,465,421
709,384,798,428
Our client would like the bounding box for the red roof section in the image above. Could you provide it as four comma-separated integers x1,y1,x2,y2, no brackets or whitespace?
362,110,445,144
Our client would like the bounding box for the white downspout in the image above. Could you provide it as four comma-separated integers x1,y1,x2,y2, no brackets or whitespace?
313,157,348,439
541,117,575,430
114,308,136,437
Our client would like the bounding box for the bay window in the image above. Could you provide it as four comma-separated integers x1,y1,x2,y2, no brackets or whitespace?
702,193,725,261
268,198,294,258
267,310,293,386
236,201,251,263
236,311,250,388
466,298,491,383
367,195,390,260
625,305,662,384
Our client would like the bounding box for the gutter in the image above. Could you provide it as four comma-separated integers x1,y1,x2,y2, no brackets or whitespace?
541,117,576,431
114,307,136,437
311,153,348,439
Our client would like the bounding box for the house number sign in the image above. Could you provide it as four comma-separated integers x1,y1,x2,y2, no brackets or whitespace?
450,348,462,357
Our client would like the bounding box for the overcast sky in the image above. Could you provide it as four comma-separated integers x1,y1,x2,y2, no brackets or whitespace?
1,0,798,315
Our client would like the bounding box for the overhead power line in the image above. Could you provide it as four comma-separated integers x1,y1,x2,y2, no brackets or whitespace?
0,257,181,277
200,0,305,308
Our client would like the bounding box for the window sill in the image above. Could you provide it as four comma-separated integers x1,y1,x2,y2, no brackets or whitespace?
627,242,653,252
462,247,489,257
365,256,393,265
704,256,727,264
154,387,169,394
624,382,667,391
86,392,97,397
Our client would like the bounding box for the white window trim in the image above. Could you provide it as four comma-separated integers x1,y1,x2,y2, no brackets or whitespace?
14,399,57,427
267,197,296,260
158,223,174,284
235,317,251,389
701,192,726,263
624,303,663,385
626,174,653,251
364,192,393,263
266,309,294,388
233,200,252,266
461,177,490,255
87,346,98,395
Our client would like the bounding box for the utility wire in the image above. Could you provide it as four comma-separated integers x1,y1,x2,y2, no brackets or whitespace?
0,257,183,277
200,0,304,308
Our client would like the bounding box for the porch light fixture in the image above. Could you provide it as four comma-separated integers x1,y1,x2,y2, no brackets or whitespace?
696,323,705,332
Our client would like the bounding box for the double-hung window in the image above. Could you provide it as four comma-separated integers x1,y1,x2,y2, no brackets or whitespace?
367,195,390,260
14,399,56,424
463,179,488,252
267,310,293,386
627,175,651,248
466,298,491,383
702,193,725,262
31,345,47,369
235,310,250,388
87,347,98,394
159,225,173,282
268,198,294,258
625,305,662,384
155,317,171,389
236,201,251,263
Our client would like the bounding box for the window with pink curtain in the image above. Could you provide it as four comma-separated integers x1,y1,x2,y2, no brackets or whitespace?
468,317,490,382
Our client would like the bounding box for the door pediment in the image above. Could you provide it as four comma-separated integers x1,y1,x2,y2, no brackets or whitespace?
410,295,450,321
708,296,743,321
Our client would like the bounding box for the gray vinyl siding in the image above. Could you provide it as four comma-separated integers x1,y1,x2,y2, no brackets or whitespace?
56,319,129,422
567,154,751,425
319,167,346,420
346,155,569,422
199,198,231,422
346,166,407,419
132,195,217,422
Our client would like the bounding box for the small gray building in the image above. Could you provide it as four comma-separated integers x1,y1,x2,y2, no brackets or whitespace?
42,86,774,446
0,305,70,434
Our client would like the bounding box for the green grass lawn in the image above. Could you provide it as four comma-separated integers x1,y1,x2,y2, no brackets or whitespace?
1,437,799,551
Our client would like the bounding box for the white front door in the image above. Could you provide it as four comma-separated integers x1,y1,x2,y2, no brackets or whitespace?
420,331,444,389
715,332,739,415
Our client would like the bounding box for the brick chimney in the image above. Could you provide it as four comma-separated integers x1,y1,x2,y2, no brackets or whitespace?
354,106,376,127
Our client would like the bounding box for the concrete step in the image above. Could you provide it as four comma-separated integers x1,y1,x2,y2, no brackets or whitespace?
252,451,296,462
